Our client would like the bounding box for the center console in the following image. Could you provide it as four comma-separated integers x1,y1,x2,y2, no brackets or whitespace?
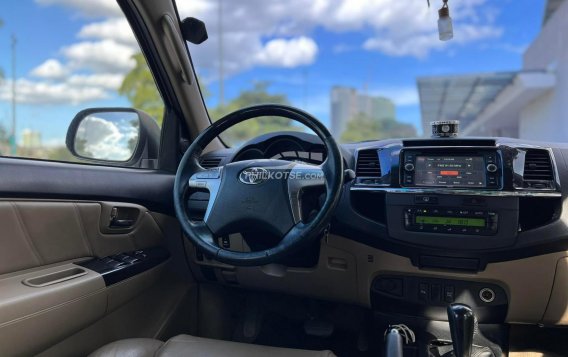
344,135,563,355
382,145,555,257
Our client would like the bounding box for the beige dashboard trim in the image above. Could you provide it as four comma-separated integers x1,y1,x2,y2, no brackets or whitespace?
542,257,568,324
326,234,564,324
190,233,568,324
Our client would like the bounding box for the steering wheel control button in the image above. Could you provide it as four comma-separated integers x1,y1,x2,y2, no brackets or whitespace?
404,163,415,172
196,168,221,179
486,163,498,173
479,288,496,303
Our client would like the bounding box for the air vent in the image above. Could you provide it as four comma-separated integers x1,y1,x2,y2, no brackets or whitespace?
356,150,381,177
524,150,553,181
200,157,222,168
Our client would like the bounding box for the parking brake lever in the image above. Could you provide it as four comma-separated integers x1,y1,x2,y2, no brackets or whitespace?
447,303,475,357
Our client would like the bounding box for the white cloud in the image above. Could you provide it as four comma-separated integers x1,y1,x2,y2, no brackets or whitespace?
364,24,502,59
16,0,502,106
0,79,109,105
255,37,318,68
35,0,122,18
496,43,528,54
35,0,503,80
78,18,138,47
62,40,136,73
179,0,502,68
371,87,419,106
76,115,136,160
30,59,68,79
364,33,443,59
67,73,125,91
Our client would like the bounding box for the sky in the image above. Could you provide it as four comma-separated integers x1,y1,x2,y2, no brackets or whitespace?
0,0,547,146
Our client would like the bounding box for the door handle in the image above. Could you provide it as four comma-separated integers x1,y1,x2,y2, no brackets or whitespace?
109,207,138,228
110,218,135,228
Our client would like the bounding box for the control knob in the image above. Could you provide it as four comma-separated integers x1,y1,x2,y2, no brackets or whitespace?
404,163,415,172
479,288,495,303
486,163,498,173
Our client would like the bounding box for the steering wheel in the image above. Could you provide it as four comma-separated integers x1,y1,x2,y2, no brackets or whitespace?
173,104,344,266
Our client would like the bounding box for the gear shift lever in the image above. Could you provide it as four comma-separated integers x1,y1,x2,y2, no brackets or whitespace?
447,303,475,357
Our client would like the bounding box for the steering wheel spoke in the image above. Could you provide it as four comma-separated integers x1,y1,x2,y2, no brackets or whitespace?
191,220,219,251
188,167,223,222
287,163,326,223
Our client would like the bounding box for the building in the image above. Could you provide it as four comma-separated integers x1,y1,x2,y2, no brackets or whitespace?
330,86,396,138
417,0,567,141
21,129,42,149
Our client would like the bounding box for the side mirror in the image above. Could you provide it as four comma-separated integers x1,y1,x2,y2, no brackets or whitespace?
66,108,160,168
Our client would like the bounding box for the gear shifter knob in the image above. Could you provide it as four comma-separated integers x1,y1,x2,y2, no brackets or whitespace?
447,303,475,357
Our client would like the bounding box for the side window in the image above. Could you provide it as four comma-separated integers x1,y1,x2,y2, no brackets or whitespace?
0,2,163,167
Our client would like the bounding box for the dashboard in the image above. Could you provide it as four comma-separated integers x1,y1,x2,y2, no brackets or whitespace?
188,131,568,325
198,132,566,269
192,131,568,325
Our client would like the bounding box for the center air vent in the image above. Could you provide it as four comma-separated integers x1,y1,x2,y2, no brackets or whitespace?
356,149,381,177
200,157,222,168
524,149,553,181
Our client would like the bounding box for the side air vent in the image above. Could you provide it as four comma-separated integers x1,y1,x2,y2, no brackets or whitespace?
356,150,381,177
200,157,222,168
523,150,553,181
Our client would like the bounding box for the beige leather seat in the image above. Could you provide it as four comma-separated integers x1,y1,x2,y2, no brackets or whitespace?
89,334,336,357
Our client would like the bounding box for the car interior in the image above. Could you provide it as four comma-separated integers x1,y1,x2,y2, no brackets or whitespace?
1,0,568,357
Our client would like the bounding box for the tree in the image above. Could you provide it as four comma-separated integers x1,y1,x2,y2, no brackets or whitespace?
0,124,7,142
119,53,165,125
0,124,7,155
340,113,417,143
209,82,301,146
120,53,212,126
45,146,80,162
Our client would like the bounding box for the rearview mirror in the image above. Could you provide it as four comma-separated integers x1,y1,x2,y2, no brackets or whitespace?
66,108,160,168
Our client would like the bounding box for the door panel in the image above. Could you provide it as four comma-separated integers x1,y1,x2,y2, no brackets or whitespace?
0,201,162,275
0,158,174,214
0,261,107,356
0,199,193,356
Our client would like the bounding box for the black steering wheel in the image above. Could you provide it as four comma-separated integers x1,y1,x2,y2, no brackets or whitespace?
173,104,343,266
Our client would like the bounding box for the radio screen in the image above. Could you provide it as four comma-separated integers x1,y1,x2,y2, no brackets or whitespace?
414,156,486,187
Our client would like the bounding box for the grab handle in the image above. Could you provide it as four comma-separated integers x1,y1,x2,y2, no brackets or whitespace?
22,267,88,288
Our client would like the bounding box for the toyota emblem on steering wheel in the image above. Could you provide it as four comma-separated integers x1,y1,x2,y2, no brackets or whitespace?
239,167,269,185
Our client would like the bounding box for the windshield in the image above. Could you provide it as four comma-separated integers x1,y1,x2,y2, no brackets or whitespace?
181,0,565,146
0,1,564,160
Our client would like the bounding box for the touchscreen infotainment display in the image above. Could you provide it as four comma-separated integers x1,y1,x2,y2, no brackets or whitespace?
414,156,486,187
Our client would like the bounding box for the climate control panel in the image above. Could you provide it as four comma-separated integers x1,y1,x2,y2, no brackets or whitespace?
404,207,499,235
